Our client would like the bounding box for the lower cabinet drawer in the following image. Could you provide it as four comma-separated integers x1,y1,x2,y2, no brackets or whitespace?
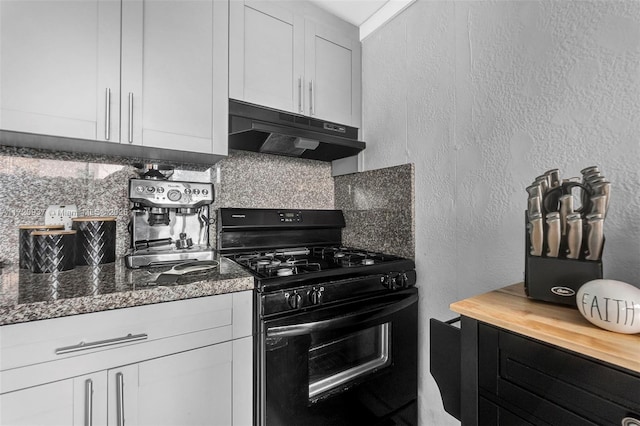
1,291,254,394
479,324,640,426
1,294,235,371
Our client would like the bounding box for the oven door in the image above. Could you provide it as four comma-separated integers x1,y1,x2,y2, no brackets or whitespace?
259,287,418,426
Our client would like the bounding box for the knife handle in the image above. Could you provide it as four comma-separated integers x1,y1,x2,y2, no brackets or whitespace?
529,214,543,256
546,212,561,258
585,217,604,260
559,194,574,236
566,214,582,259
591,181,611,215
580,166,599,176
589,194,607,218
527,196,541,219
544,168,561,189
526,183,542,199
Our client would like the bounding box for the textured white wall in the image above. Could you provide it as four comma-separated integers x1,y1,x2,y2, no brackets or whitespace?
362,1,640,424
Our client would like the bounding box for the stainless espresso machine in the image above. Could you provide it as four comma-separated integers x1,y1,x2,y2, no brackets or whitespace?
125,177,215,268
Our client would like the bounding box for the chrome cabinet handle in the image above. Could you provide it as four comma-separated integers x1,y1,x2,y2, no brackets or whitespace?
298,77,303,112
84,379,93,426
116,372,125,426
104,88,111,141
309,80,315,116
128,92,133,143
55,333,148,355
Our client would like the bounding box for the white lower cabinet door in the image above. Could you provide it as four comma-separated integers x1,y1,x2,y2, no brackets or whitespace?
0,379,74,426
135,342,233,426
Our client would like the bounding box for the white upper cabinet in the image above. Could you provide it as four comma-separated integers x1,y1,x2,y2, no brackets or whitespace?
230,0,361,128
122,0,228,155
305,20,361,126
229,1,304,114
0,0,120,141
0,0,228,155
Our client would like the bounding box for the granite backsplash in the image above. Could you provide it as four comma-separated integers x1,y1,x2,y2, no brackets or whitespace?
0,145,413,265
0,147,334,265
335,164,415,260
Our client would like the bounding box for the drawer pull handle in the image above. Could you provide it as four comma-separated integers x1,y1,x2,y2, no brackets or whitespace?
55,333,148,355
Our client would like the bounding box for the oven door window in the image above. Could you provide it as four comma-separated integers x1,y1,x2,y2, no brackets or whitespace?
308,322,391,400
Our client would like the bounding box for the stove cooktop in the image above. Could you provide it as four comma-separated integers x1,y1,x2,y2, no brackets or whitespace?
227,246,406,279
226,246,415,291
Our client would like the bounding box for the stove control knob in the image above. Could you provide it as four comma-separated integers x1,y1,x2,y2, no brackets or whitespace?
285,291,302,309
167,189,182,202
382,273,401,290
308,287,324,305
396,272,409,288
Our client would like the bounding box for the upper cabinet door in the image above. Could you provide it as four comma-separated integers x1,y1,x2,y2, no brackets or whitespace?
121,0,228,155
230,0,361,127
229,0,304,114
0,0,121,141
305,21,362,127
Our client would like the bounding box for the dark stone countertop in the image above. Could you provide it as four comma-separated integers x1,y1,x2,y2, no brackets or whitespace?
0,257,254,326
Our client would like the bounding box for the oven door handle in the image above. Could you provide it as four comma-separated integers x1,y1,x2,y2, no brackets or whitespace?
266,292,418,338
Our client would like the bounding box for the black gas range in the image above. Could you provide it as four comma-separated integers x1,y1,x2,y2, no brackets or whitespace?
218,208,418,426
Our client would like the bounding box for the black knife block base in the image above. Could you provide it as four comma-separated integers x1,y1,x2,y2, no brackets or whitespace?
525,255,602,307
524,211,603,307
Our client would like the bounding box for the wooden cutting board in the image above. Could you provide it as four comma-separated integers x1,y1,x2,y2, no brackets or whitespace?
450,282,640,373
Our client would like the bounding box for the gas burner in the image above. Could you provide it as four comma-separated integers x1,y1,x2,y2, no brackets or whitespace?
277,267,294,277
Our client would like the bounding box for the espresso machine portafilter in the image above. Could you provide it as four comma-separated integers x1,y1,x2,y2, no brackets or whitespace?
125,178,215,268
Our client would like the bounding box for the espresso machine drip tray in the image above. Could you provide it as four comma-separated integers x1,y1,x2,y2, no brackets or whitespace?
125,245,216,268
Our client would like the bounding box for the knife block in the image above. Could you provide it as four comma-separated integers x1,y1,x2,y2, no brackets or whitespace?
524,212,603,307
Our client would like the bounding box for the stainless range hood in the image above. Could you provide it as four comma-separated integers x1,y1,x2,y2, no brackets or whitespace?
228,99,365,162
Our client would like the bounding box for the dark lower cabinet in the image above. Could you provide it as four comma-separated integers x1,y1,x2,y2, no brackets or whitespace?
431,317,640,426
479,396,535,426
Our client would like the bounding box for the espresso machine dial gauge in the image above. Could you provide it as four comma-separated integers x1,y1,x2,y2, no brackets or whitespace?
167,189,182,202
